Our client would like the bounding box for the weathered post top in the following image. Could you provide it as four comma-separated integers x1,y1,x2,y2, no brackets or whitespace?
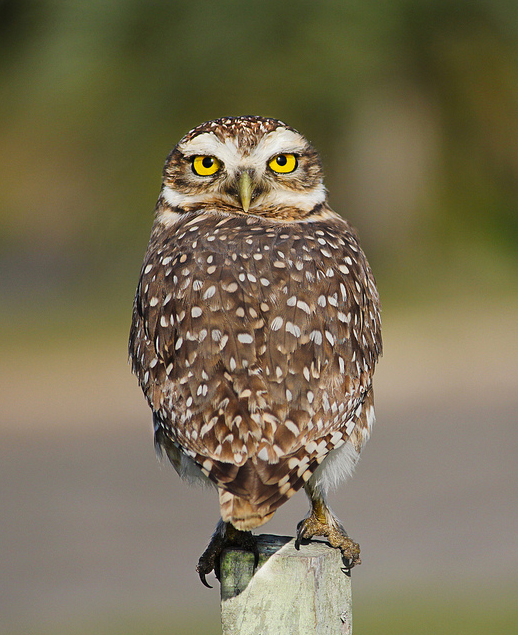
220,534,353,635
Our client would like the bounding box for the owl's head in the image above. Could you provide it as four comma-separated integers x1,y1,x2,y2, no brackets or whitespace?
159,116,326,221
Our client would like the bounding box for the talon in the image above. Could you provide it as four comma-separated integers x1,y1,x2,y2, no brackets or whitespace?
196,552,216,588
252,541,260,569
197,567,213,589
295,520,309,550
196,532,222,587
214,556,222,581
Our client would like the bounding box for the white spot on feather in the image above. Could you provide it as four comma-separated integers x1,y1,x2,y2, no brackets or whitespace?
203,285,216,299
310,330,323,345
286,322,301,337
271,316,283,331
257,446,269,461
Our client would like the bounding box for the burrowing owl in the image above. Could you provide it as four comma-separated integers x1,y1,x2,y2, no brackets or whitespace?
129,116,382,584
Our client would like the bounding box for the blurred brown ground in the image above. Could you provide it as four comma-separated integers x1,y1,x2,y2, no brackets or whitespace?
1,299,517,633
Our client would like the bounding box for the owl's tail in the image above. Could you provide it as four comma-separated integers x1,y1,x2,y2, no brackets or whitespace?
218,489,275,530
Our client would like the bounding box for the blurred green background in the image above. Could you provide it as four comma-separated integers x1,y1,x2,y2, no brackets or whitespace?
1,1,517,634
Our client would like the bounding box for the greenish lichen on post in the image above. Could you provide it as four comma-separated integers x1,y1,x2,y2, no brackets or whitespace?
220,534,353,635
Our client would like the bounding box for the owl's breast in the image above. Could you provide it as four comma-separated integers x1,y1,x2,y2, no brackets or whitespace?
129,209,381,469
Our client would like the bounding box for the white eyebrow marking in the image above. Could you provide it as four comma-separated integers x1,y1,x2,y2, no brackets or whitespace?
159,125,327,219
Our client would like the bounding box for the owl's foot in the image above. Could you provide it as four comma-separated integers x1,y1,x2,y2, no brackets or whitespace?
196,520,258,588
295,513,361,568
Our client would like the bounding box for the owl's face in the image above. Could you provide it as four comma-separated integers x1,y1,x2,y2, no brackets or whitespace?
159,116,326,221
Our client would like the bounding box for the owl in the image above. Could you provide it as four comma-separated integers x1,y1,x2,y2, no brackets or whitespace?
129,116,382,585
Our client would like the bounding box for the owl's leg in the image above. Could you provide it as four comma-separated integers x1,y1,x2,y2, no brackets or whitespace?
196,518,258,587
295,479,361,567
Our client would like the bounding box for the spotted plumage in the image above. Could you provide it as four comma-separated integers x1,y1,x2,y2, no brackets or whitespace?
129,116,382,580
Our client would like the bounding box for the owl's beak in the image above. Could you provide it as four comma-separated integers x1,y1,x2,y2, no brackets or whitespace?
238,171,253,212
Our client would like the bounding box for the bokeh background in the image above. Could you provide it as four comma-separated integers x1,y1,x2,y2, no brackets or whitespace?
1,1,517,633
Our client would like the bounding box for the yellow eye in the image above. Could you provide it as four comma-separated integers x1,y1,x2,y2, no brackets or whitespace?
192,155,221,176
268,153,297,174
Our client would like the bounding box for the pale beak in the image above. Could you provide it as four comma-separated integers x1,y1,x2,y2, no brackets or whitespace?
238,171,253,212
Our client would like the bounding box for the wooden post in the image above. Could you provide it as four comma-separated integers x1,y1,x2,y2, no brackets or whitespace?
220,534,353,635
